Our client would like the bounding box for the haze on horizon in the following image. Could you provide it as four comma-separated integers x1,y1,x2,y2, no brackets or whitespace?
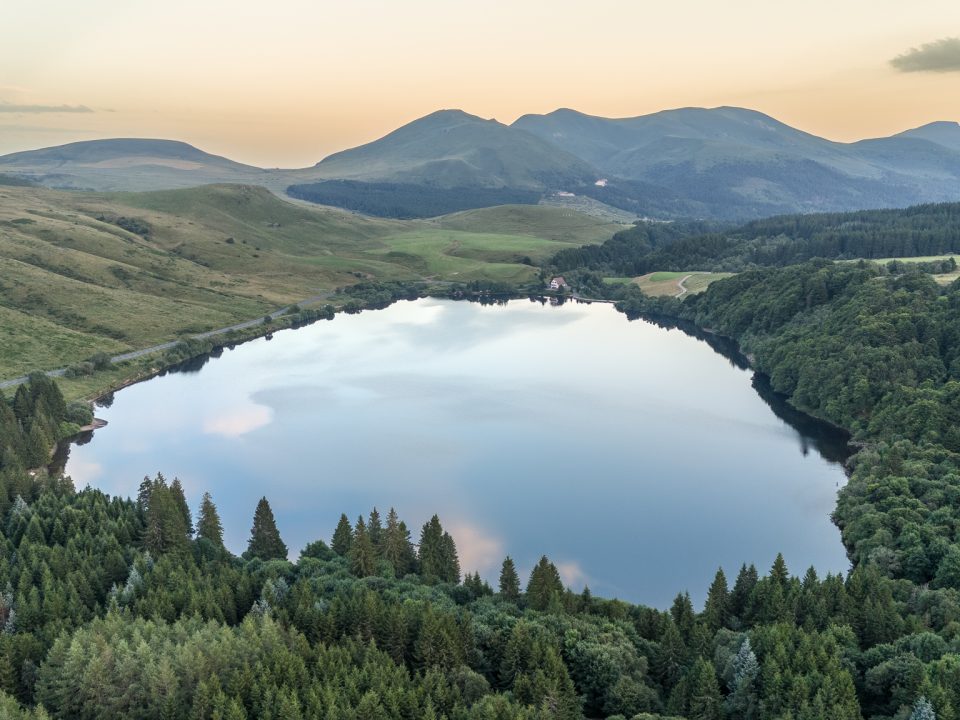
2,0,959,167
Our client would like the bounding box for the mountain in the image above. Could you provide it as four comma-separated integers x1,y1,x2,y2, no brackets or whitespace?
4,108,960,220
896,121,960,152
513,107,960,219
289,109,599,190
0,138,267,191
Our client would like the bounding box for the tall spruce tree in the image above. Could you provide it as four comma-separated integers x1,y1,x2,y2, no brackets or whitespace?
703,567,730,631
196,492,224,547
687,657,722,720
349,516,377,577
383,507,411,576
526,556,564,611
499,556,521,601
169,478,193,536
368,507,383,551
143,475,190,555
418,515,460,584
331,513,353,557
246,497,287,560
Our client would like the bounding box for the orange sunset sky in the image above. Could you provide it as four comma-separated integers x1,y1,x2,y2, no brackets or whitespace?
2,0,959,167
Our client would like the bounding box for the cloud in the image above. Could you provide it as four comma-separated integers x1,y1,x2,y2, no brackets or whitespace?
446,521,503,575
0,101,93,113
891,37,960,73
202,403,272,438
555,560,590,590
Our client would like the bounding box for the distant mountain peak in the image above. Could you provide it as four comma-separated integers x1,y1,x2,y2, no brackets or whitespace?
896,120,960,151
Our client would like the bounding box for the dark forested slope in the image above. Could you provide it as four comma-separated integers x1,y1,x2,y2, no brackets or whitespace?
552,202,960,276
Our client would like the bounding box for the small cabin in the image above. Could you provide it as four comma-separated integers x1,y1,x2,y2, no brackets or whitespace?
549,276,568,290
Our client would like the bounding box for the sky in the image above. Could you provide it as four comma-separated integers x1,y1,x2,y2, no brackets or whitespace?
1,0,959,167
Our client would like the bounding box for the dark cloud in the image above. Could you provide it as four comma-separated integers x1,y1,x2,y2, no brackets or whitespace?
891,37,960,73
0,101,93,113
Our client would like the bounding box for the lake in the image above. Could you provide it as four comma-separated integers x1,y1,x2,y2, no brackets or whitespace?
63,297,850,607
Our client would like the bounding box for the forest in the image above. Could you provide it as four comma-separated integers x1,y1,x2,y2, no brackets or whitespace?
2,258,960,719
3,235,960,718
551,202,960,275
286,181,541,219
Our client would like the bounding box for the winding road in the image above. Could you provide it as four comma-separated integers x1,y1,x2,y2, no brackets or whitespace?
0,293,333,391
675,273,694,298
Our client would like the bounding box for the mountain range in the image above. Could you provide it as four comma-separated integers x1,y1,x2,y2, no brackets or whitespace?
2,107,960,219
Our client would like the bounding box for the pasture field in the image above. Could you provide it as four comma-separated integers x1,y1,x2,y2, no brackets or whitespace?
0,184,615,383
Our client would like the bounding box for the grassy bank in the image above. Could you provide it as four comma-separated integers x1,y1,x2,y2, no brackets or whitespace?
0,184,620,384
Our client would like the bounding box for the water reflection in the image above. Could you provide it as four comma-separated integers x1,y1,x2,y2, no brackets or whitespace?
62,298,850,607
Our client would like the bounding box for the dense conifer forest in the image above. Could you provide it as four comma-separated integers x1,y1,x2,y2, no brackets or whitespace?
551,203,960,275
2,259,960,719
286,181,542,219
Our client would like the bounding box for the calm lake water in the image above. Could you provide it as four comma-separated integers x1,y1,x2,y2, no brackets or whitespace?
64,298,850,607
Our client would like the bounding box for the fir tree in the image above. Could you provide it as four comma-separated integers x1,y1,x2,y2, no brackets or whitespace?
911,696,937,720
383,507,411,576
727,638,759,720
731,563,759,623
702,567,730,631
418,515,460,584
368,507,383,550
687,657,722,720
526,556,563,611
498,556,521,601
770,553,789,585
143,475,190,555
331,513,353,557
246,497,287,560
349,516,377,577
169,478,193,536
196,492,224,547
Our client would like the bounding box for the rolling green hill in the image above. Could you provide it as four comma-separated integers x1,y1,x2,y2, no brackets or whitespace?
0,185,616,380
0,138,268,192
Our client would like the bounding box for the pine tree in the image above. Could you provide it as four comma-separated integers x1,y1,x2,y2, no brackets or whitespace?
137,475,154,511
349,516,376,577
731,563,759,623
368,507,383,550
440,531,460,584
687,657,722,720
671,591,696,641
910,696,937,720
418,515,459,583
656,618,687,691
246,497,287,560
196,492,224,547
727,638,759,720
331,513,353,557
703,568,730,631
143,476,190,555
498,556,521,601
383,507,411,576
169,478,193,536
770,553,789,586
526,556,563,611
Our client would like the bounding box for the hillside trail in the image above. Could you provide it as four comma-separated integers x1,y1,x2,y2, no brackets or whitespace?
0,292,334,390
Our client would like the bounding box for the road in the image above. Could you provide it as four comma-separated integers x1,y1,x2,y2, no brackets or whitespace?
0,293,333,391
675,273,694,298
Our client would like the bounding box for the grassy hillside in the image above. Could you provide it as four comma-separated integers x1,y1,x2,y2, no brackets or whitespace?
0,139,268,192
0,185,615,381
432,204,623,243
